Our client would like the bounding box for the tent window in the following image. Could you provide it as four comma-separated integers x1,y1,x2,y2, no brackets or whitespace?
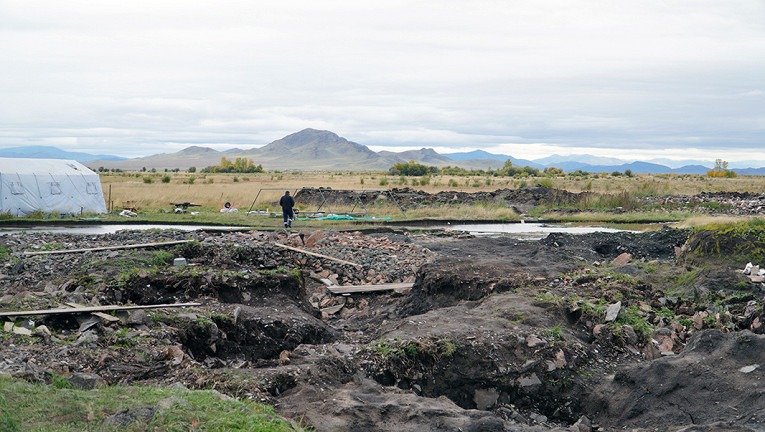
50,182,62,195
10,182,25,195
86,182,99,194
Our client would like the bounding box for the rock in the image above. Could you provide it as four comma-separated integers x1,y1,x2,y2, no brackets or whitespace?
518,373,542,387
68,372,104,390
3,321,13,332
611,252,632,267
592,324,606,336
526,334,545,347
569,415,592,432
74,330,99,346
166,345,185,365
101,406,156,427
474,388,500,410
740,364,759,373
605,301,621,322
127,310,148,326
622,325,638,345
12,326,32,336
33,325,51,336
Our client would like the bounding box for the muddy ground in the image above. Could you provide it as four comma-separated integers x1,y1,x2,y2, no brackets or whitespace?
1,222,764,431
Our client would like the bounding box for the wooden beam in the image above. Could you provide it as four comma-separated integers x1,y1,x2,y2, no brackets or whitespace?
22,240,192,256
327,282,414,294
273,242,362,267
65,302,121,322
0,302,202,318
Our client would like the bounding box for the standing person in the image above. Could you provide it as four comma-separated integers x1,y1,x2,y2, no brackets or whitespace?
279,191,295,228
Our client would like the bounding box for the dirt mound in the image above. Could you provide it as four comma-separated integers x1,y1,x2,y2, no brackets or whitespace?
680,222,765,266
279,375,517,432
2,226,763,431
541,226,692,261
294,186,585,212
581,330,765,431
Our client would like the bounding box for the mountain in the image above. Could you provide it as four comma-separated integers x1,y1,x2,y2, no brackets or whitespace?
79,129,765,174
445,150,542,169
0,145,125,162
379,148,455,166
444,150,508,162
534,154,626,167
249,128,384,170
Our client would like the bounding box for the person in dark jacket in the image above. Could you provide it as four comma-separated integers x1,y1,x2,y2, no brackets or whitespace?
279,191,295,228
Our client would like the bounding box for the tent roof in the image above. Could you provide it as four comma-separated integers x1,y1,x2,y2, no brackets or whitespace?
0,158,96,175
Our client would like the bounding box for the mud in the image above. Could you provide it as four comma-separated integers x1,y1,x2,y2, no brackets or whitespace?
1,223,765,431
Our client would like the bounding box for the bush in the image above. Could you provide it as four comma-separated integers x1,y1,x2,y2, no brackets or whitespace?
161,175,171,183
143,177,154,184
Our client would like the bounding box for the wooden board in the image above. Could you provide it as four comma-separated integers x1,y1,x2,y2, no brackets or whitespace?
326,283,414,294
65,302,122,322
0,302,202,318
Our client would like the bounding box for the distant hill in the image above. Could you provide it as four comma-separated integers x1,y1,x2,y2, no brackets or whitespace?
444,150,541,169
74,128,765,175
534,154,627,167
0,145,125,162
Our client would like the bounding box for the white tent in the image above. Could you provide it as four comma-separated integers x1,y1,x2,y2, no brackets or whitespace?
0,158,107,216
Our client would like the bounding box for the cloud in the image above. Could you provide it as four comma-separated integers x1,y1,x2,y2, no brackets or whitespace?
1,1,764,161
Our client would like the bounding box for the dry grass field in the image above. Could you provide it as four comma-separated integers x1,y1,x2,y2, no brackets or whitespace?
101,171,765,215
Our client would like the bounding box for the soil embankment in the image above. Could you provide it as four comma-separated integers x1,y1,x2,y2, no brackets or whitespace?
1,222,764,431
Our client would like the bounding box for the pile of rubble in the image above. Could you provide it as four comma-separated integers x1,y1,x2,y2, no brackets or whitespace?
295,186,585,212
644,191,765,215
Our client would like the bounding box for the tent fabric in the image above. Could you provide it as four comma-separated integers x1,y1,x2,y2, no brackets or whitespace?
0,158,107,216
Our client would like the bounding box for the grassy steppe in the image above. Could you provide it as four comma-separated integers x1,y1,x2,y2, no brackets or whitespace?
91,171,765,226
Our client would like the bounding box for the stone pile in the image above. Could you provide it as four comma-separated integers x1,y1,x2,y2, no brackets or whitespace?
644,191,765,215
295,186,586,211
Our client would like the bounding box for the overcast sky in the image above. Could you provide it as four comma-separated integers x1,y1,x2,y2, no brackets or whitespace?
1,1,764,164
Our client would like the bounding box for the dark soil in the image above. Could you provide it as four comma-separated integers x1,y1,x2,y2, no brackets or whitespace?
1,222,764,431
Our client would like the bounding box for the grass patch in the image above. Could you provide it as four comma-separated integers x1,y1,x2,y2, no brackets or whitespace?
0,375,304,432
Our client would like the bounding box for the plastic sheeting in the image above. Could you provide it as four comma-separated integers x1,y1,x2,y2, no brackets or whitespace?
0,158,107,216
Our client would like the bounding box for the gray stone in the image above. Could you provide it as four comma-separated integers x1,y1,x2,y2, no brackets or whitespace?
127,310,148,326
518,373,542,387
622,324,638,345
605,301,621,322
474,388,500,410
68,372,104,390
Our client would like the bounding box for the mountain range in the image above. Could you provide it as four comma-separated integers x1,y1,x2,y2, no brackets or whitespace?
1,129,763,175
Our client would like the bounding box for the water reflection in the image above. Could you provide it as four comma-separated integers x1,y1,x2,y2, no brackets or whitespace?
445,222,634,239
0,225,242,235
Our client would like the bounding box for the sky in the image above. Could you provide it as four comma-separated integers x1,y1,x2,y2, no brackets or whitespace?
1,1,764,166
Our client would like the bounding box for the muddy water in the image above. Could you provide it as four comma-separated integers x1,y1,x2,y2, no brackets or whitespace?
0,224,243,235
445,222,638,239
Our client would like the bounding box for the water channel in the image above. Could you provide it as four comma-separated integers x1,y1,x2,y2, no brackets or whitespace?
0,221,645,238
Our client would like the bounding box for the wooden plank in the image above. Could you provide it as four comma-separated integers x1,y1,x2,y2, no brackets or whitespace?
23,240,192,256
0,302,202,318
273,242,362,267
92,311,122,322
327,283,414,294
65,302,122,322
320,303,345,315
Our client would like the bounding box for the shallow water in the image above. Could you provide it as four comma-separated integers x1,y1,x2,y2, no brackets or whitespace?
0,224,242,236
444,222,635,239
